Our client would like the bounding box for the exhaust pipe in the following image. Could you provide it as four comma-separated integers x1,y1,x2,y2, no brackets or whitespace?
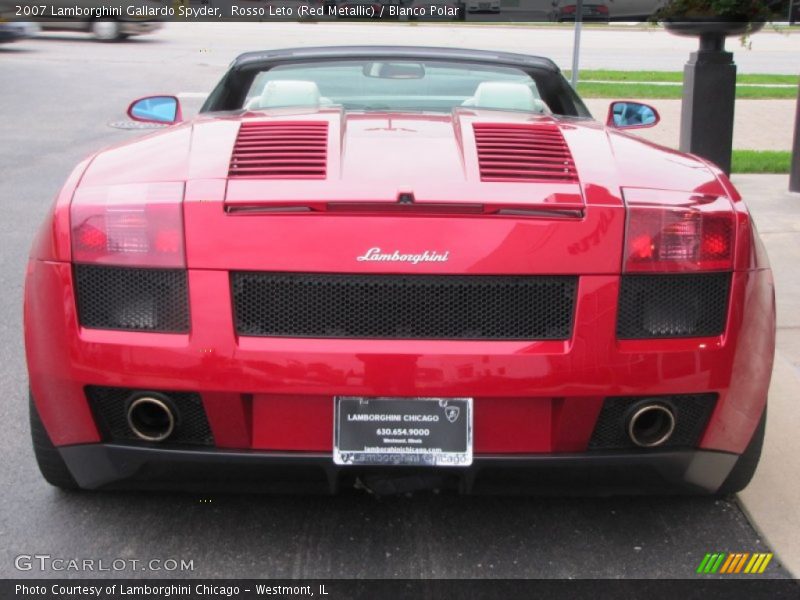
627,403,676,448
127,396,176,442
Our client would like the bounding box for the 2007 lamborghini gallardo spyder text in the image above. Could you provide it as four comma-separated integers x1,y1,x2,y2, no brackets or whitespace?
25,47,775,495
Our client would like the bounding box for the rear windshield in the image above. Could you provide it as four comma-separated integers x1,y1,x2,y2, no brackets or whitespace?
243,59,548,114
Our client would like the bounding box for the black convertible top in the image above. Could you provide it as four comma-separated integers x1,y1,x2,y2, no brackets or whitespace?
232,46,561,73
203,45,588,117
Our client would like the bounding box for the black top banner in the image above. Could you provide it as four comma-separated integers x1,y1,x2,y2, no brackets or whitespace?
1,0,795,24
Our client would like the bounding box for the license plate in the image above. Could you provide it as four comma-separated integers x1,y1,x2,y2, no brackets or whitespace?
334,397,472,467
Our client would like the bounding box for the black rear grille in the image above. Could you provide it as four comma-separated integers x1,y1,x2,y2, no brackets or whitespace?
231,272,577,340
616,273,730,339
74,265,189,333
589,394,718,450
86,386,213,446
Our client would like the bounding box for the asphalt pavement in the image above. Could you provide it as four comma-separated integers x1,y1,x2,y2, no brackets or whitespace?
0,24,795,579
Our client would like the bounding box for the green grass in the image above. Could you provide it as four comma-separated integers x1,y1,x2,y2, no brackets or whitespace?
565,70,798,85
731,74,798,85
577,82,682,98
731,151,793,174
576,81,797,99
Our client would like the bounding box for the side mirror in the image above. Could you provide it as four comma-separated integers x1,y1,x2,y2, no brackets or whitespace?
127,96,182,125
607,101,659,130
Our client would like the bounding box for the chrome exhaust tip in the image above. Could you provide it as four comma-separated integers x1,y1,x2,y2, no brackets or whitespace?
627,403,676,448
127,396,176,442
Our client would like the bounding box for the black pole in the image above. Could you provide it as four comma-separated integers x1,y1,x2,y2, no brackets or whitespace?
679,32,737,175
790,77,800,193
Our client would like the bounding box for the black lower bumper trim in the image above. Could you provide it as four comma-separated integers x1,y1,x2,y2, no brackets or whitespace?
58,444,738,495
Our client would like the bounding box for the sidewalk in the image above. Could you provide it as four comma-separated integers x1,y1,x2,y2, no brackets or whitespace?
584,99,797,151
731,175,800,577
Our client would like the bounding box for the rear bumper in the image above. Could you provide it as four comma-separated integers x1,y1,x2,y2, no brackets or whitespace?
25,261,775,457
59,443,739,495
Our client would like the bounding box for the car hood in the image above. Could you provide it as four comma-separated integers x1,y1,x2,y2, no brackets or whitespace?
78,107,730,207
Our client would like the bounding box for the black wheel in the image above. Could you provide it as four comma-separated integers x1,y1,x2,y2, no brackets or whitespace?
29,394,79,490
716,408,766,495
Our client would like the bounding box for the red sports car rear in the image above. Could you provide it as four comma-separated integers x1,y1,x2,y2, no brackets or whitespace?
24,47,775,494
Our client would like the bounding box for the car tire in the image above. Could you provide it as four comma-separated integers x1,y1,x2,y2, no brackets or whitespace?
716,408,766,496
91,19,122,42
29,394,79,490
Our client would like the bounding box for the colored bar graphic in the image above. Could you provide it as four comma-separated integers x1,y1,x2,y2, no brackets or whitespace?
729,554,741,573
697,554,712,574
752,554,766,573
732,554,744,573
734,553,750,573
699,552,773,575
758,554,773,573
704,554,719,574
710,553,726,574
744,554,760,574
719,554,736,574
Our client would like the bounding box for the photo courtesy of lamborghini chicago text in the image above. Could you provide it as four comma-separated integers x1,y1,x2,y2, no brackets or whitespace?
1,0,799,597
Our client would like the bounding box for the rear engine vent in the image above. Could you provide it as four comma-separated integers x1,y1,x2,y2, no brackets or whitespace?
229,121,328,179
617,273,730,339
473,123,578,183
231,272,577,340
74,265,189,333
87,386,213,446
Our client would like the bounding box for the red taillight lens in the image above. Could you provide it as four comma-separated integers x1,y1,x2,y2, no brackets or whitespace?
623,190,734,272
562,5,577,12
71,183,185,267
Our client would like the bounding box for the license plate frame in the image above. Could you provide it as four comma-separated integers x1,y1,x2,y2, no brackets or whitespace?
333,397,473,467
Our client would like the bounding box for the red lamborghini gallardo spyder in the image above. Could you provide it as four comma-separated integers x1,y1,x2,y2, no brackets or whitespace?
25,47,775,495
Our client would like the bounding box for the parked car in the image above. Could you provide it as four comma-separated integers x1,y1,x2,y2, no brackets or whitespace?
26,46,774,496
0,20,38,43
465,0,500,13
37,0,164,41
549,0,610,22
605,0,665,21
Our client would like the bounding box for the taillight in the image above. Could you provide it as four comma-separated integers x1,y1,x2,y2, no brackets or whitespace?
71,183,185,267
623,189,734,272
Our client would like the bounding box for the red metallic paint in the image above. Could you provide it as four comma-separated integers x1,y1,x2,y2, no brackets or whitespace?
24,108,775,462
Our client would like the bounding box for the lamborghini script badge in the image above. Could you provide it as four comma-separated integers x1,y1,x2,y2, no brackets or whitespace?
356,247,450,264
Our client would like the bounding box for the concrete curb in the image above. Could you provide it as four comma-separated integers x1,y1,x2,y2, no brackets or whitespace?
738,351,800,578
732,175,800,578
